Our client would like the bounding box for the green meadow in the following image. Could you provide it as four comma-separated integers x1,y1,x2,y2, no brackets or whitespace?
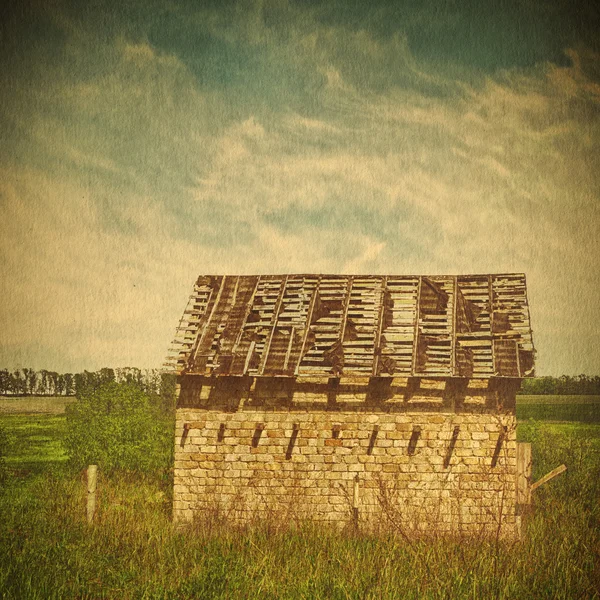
0,414,68,474
517,395,600,423
1,397,599,599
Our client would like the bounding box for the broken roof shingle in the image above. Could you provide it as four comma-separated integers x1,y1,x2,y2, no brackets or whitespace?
166,274,535,379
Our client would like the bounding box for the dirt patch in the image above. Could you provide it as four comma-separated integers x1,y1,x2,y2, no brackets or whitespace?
0,396,76,414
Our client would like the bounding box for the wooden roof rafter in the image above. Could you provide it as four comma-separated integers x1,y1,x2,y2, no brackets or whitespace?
295,275,322,376
258,275,289,376
166,273,535,379
189,275,225,369
372,276,387,376
411,276,423,374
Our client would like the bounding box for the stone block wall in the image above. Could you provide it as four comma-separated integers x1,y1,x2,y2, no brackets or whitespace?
173,377,521,538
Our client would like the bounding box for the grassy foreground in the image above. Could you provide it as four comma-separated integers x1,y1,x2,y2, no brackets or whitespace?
1,411,599,598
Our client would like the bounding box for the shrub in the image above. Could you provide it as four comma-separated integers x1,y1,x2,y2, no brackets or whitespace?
64,382,173,475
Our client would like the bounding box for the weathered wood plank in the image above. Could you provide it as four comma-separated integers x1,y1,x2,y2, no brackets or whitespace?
531,464,567,492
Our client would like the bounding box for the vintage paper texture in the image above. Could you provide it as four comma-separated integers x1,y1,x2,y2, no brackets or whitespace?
0,1,598,377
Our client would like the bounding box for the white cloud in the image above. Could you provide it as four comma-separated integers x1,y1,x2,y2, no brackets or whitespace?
342,241,387,273
1,6,598,376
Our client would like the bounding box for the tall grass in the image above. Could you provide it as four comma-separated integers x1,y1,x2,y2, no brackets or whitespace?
0,418,599,599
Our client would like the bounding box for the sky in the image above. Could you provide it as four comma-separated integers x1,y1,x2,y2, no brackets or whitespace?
0,0,599,376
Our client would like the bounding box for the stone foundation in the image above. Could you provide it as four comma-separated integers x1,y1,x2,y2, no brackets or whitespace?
173,377,521,538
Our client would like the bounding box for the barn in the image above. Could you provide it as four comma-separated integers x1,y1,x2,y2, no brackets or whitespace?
167,274,535,537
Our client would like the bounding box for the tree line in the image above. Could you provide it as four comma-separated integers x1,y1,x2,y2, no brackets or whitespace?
518,374,600,395
2,368,599,397
0,367,173,397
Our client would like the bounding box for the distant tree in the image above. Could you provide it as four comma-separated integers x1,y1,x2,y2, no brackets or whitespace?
143,369,161,395
28,369,38,395
576,374,592,395
519,374,600,395
37,370,49,395
120,367,142,387
73,373,84,396
49,372,61,395
22,369,37,395
98,368,115,386
12,371,26,395
538,377,556,395
74,370,100,396
63,373,74,396
0,370,11,395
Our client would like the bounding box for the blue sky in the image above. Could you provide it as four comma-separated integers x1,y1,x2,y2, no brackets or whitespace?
1,0,599,375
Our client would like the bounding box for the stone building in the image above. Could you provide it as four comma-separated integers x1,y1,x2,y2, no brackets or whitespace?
167,274,535,537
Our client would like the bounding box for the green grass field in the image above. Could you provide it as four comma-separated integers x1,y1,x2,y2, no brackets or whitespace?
0,414,68,475
1,397,599,599
517,395,600,423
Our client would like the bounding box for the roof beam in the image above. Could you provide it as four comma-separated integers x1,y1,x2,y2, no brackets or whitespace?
411,276,423,374
372,276,387,376
489,275,496,376
295,276,321,375
190,276,224,369
259,275,288,375
231,276,261,356
451,276,458,376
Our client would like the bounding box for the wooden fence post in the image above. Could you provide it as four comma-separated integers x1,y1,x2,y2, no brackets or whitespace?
516,442,532,506
87,464,98,524
352,475,360,527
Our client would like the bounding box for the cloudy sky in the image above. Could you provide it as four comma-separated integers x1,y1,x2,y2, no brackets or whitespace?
1,0,599,375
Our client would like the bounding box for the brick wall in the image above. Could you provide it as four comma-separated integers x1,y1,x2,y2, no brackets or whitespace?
173,377,520,538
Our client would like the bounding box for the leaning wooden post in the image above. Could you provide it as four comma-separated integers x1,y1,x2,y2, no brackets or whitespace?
531,464,567,492
87,464,98,524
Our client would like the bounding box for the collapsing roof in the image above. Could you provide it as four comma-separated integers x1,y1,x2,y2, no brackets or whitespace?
166,274,535,379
